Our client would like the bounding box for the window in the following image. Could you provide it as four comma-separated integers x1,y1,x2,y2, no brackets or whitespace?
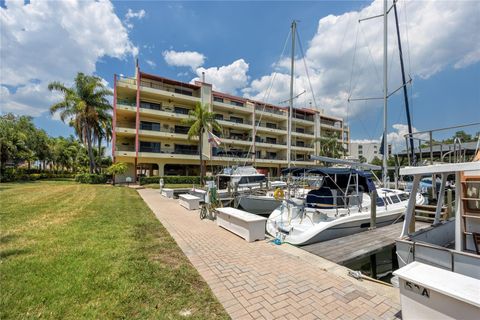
140,121,160,131
174,88,193,96
215,114,224,120
390,195,401,203
140,141,160,153
376,197,385,207
230,100,244,107
174,144,198,155
295,127,305,133
296,141,305,147
229,116,243,124
174,106,189,115
358,145,363,149
174,125,190,134
266,137,277,144
140,101,161,110
266,122,277,129
267,152,277,159
398,193,410,201
213,96,224,103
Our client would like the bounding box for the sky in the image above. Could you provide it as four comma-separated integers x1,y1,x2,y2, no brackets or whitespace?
1,0,479,152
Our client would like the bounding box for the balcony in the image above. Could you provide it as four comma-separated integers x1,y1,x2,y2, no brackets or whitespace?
139,80,200,104
292,130,315,138
255,106,287,120
221,136,252,147
117,76,137,92
255,123,287,135
217,119,252,130
114,145,135,158
213,99,253,114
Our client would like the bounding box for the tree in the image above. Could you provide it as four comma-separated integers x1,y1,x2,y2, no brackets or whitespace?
317,131,345,159
358,155,367,163
106,162,128,185
182,102,222,185
48,73,112,173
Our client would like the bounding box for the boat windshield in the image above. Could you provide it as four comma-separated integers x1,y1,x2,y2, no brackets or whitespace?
376,197,385,207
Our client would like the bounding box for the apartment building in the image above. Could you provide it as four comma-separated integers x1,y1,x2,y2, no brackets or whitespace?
350,141,392,163
113,67,350,181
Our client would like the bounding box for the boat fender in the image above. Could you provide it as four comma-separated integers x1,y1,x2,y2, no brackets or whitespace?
274,188,285,200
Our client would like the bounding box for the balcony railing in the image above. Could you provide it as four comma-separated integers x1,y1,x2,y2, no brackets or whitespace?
224,118,252,125
116,145,135,152
117,99,136,107
294,114,314,122
257,106,286,116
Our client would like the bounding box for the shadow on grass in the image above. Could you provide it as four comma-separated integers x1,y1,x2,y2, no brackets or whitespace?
0,248,31,259
0,234,19,244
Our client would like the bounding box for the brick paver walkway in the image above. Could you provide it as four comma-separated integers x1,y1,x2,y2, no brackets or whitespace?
138,189,401,319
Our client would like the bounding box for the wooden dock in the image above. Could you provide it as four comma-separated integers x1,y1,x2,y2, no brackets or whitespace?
301,221,431,265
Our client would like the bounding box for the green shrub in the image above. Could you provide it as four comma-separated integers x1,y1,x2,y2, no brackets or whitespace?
0,169,75,182
75,173,108,184
139,175,213,185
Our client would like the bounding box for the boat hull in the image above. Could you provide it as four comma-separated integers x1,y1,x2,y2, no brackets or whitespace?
237,195,281,216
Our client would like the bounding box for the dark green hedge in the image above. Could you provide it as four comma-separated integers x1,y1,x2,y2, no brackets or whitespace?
0,169,75,182
139,176,213,185
75,173,108,184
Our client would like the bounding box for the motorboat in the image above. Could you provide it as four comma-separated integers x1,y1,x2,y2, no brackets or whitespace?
189,166,286,201
266,167,426,245
393,159,480,319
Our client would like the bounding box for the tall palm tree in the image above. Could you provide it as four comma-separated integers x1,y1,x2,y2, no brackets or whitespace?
48,73,112,173
182,102,222,185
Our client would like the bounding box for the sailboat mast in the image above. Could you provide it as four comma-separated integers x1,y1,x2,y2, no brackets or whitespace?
288,20,296,170
393,1,416,165
382,0,388,187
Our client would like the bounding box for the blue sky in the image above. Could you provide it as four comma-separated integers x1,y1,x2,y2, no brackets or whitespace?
1,0,479,150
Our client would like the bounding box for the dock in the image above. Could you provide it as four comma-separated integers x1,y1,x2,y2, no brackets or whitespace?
302,221,431,265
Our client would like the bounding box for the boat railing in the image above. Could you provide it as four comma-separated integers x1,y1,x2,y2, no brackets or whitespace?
403,122,480,166
305,193,364,215
396,239,480,280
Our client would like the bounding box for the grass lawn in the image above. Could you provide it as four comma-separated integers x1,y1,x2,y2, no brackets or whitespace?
0,181,228,319
143,183,194,189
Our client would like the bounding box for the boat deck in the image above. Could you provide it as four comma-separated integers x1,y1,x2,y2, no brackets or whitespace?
302,221,431,264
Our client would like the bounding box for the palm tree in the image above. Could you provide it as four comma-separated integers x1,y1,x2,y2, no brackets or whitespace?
317,131,345,159
182,102,222,185
48,73,112,173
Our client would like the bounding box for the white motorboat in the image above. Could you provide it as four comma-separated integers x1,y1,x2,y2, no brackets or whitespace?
189,166,286,201
266,167,426,245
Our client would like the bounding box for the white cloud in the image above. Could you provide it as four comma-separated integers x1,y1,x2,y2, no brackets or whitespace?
125,8,145,20
163,50,206,69
387,123,429,153
0,0,137,116
146,60,157,68
193,59,249,95
124,8,145,29
243,0,480,118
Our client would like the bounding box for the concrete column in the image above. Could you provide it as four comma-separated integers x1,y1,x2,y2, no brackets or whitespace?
158,163,165,177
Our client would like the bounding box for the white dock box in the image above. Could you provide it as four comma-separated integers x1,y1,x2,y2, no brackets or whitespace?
393,261,480,320
178,194,200,210
216,207,267,242
161,188,174,198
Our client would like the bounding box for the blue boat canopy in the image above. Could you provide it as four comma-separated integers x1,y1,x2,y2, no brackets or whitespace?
282,167,376,192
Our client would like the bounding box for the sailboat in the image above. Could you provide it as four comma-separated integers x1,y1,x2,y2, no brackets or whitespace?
266,5,426,244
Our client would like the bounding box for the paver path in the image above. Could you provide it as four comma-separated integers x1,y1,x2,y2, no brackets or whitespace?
138,189,401,319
